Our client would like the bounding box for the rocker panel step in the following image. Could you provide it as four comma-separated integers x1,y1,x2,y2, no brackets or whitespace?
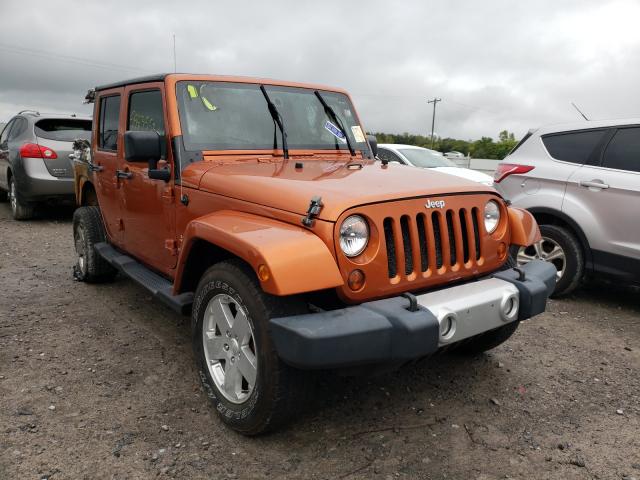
95,242,193,315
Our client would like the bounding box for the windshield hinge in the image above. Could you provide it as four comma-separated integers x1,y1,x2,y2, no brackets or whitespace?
302,196,323,227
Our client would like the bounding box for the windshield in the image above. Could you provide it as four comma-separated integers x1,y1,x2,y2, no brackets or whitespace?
399,148,457,168
176,81,367,152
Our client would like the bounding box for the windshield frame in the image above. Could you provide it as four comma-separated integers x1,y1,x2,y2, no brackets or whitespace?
174,80,368,154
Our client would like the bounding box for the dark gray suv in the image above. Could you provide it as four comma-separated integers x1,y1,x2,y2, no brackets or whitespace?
0,111,91,219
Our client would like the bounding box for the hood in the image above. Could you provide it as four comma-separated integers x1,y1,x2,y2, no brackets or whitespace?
185,157,497,222
430,166,494,186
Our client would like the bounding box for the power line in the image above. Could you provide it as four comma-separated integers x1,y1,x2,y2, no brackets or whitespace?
0,42,152,75
427,97,441,148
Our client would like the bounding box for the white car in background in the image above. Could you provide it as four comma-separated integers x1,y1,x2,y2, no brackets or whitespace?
377,144,494,186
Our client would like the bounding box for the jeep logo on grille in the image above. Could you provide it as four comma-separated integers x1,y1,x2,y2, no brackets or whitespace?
425,199,446,209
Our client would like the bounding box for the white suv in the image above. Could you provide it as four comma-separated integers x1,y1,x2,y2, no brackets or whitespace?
495,119,640,296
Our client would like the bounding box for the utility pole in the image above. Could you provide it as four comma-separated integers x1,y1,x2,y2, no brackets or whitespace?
427,97,441,148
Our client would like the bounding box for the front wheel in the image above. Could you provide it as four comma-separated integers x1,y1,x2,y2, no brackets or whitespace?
192,260,309,435
72,206,117,282
515,224,583,297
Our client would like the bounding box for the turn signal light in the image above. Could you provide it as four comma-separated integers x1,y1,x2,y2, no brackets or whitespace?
257,264,270,282
19,143,58,159
347,269,365,291
494,163,534,183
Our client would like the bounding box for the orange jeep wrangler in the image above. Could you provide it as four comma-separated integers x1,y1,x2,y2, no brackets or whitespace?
72,73,555,435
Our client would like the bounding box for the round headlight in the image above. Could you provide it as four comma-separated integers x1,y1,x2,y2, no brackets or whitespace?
340,215,369,257
484,200,501,233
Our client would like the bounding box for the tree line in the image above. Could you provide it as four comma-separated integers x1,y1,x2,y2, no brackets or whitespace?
372,130,518,160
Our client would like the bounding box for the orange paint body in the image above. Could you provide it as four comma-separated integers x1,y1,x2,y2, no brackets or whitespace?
77,74,541,302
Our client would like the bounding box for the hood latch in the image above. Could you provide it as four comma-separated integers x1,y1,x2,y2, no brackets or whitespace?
302,196,323,227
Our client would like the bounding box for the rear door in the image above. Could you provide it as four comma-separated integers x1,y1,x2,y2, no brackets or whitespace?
564,126,640,279
93,91,124,245
34,118,92,178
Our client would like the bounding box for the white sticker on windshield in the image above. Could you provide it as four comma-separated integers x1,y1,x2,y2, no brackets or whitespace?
324,121,346,143
351,125,365,143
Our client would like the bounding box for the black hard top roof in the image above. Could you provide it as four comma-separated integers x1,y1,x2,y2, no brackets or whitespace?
94,74,169,91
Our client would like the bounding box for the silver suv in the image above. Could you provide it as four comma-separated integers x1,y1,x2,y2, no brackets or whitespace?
495,119,640,296
0,111,91,219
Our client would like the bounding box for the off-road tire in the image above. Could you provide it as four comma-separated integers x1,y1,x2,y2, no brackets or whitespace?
192,259,310,435
72,206,117,283
538,224,583,297
9,176,35,220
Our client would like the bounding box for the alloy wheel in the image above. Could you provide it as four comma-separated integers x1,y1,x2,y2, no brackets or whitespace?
517,236,566,280
202,294,257,404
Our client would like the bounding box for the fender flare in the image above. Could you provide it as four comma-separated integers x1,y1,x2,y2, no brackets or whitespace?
526,206,593,267
507,206,541,246
173,210,344,296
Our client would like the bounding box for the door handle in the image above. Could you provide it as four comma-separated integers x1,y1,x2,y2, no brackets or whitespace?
579,180,609,189
116,169,133,179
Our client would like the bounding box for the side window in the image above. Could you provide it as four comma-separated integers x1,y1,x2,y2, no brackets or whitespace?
8,118,27,140
541,129,606,164
99,95,121,151
377,148,403,164
0,119,16,148
127,90,166,159
601,127,640,173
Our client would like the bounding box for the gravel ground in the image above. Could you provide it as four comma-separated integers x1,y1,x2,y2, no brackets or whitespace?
0,204,638,480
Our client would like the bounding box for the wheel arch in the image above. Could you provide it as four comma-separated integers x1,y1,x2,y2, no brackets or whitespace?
79,180,98,206
174,211,344,297
527,207,592,268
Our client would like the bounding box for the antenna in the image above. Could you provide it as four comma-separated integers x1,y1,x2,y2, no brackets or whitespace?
172,34,177,73
571,102,589,121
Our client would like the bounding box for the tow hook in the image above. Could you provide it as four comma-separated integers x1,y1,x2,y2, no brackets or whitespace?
401,292,419,312
302,196,323,227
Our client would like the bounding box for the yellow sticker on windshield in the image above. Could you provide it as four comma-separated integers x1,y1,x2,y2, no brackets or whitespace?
201,96,217,111
187,85,198,98
351,125,365,143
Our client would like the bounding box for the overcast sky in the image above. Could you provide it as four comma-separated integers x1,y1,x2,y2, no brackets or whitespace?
1,0,639,140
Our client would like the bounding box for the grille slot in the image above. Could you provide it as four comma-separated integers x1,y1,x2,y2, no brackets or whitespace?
384,218,397,278
383,206,482,279
416,214,428,272
459,209,470,263
472,207,481,260
400,216,413,275
432,212,443,269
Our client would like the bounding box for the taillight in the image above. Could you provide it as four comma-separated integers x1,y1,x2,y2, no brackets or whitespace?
494,163,534,183
19,143,58,159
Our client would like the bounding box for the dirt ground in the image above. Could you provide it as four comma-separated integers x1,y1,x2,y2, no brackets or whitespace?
0,204,638,480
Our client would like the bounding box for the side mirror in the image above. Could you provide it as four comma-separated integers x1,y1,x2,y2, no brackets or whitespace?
124,130,170,181
367,134,378,158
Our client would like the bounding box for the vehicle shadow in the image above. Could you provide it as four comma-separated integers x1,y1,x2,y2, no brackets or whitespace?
570,278,640,313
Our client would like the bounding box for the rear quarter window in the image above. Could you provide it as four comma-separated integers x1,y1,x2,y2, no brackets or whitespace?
35,119,92,142
541,129,606,164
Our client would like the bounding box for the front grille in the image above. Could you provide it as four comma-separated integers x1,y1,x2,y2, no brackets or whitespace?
383,207,482,279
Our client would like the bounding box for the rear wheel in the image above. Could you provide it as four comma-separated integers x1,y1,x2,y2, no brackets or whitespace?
516,224,583,297
72,206,117,282
192,260,309,435
8,177,35,220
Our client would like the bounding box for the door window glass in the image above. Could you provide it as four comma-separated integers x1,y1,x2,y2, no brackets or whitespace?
0,119,16,148
602,127,640,173
542,129,606,164
99,95,121,151
127,90,166,159
8,118,27,140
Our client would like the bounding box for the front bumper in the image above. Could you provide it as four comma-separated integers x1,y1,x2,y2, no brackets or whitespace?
270,260,556,369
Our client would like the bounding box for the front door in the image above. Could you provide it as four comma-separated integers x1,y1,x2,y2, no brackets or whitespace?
118,85,176,273
564,126,640,280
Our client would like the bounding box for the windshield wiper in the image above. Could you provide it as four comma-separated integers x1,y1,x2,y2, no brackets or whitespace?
260,85,289,159
314,90,356,157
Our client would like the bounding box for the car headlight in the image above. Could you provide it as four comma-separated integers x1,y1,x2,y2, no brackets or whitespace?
340,215,369,257
484,200,501,233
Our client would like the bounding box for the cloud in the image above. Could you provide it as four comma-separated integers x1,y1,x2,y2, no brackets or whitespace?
1,0,639,140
